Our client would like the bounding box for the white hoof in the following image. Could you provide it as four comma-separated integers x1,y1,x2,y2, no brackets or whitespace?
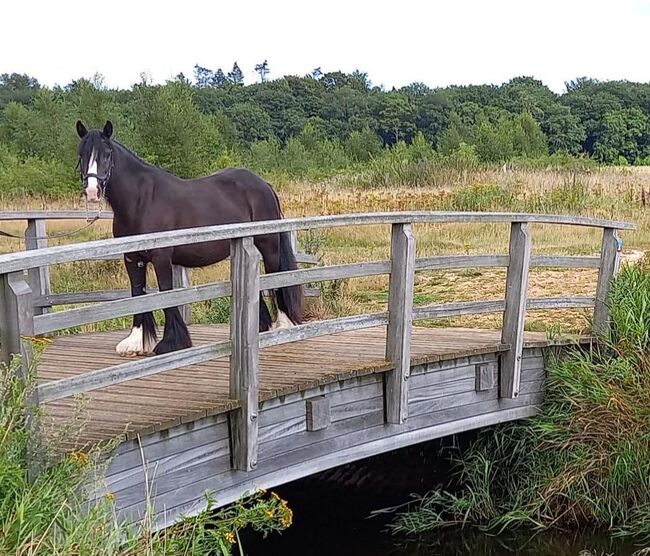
116,326,155,357
272,310,296,330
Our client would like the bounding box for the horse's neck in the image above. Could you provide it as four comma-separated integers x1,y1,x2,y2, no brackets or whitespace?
108,148,148,227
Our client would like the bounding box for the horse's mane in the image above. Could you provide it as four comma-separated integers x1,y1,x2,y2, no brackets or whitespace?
80,130,174,177
113,140,176,176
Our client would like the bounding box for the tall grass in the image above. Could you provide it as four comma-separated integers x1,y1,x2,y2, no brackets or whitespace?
0,345,292,555
385,262,650,538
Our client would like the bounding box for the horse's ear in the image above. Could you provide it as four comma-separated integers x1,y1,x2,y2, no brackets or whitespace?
76,120,88,138
102,120,113,139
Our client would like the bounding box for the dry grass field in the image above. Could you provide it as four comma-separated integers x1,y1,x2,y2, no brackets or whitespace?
1,165,648,336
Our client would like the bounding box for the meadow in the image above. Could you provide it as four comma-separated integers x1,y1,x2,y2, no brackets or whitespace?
1,164,648,337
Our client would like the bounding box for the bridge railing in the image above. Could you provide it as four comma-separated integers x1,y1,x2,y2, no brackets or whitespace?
0,211,635,470
0,211,319,322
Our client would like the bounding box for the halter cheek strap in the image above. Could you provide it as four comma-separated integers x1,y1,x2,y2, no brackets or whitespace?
79,146,115,200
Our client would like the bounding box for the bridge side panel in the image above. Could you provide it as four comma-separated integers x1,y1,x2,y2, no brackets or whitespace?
97,349,545,530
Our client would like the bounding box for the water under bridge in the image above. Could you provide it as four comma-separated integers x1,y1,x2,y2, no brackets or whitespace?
0,210,635,531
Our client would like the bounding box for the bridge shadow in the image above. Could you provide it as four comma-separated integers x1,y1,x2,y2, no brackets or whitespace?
243,433,639,556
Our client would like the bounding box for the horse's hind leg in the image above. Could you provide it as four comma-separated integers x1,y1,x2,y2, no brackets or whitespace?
151,250,192,355
116,254,157,356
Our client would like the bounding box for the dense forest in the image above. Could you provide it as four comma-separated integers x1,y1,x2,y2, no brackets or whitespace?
1,65,650,196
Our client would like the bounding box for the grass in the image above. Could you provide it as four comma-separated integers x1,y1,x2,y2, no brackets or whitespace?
0,344,292,555
0,165,648,337
382,261,650,540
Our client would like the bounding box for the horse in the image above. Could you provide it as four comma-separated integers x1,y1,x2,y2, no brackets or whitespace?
75,120,303,356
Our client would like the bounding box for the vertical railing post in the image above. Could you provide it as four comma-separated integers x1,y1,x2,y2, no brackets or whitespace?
0,271,35,375
500,222,532,399
289,230,298,255
593,228,622,337
229,237,260,471
0,271,42,480
25,219,51,315
385,223,416,424
172,265,192,324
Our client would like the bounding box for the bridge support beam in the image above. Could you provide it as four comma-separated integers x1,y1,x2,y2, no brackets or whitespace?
385,223,416,424
500,222,531,399
229,237,260,471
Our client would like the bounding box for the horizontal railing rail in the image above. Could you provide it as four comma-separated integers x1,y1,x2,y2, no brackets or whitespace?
0,210,634,472
0,212,634,273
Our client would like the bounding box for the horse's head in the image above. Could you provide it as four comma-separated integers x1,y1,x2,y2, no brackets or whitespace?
76,120,114,203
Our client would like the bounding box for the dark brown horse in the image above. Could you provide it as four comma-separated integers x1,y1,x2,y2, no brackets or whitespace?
76,120,303,356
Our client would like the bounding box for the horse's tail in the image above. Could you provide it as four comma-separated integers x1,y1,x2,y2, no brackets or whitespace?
276,231,304,324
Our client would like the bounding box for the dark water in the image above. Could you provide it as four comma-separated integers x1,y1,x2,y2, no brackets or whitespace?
243,440,646,556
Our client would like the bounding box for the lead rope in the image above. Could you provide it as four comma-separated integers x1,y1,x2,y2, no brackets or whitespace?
0,201,104,241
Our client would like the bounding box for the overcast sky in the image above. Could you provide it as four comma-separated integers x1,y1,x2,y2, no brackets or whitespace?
2,0,649,93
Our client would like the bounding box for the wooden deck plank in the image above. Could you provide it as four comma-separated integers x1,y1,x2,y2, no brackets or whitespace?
38,324,555,447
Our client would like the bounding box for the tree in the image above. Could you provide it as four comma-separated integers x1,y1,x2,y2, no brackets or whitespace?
228,63,244,86
213,69,229,88
0,73,41,111
228,102,274,146
128,80,224,177
254,60,270,83
193,64,214,88
593,108,650,163
378,93,416,144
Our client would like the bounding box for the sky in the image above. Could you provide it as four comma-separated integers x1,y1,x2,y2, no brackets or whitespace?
2,0,649,94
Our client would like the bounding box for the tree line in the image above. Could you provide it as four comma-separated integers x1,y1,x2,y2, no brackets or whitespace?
0,68,649,196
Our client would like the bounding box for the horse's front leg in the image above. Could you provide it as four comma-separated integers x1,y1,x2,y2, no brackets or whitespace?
151,250,193,355
116,254,157,356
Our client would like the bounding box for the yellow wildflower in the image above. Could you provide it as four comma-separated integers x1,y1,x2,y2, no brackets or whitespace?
224,531,236,544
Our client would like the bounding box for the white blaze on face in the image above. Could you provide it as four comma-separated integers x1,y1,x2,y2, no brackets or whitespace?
85,149,100,202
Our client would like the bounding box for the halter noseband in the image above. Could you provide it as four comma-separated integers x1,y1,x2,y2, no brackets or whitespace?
78,144,115,200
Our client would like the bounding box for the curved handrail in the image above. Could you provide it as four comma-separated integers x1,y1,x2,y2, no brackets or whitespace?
0,211,636,273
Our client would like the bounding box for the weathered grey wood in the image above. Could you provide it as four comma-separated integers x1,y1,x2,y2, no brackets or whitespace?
416,255,509,270
593,228,622,336
295,252,319,265
93,352,544,499
385,223,416,424
172,265,192,324
288,229,298,254
530,255,600,269
229,237,260,471
33,281,231,335
35,286,320,307
475,362,497,391
35,290,142,306
37,339,232,403
0,272,35,377
25,219,51,315
306,396,331,431
500,222,532,398
260,261,391,291
0,211,115,220
413,300,505,321
259,312,389,348
104,347,546,525
0,212,634,274
0,272,41,480
527,296,595,310
122,395,543,524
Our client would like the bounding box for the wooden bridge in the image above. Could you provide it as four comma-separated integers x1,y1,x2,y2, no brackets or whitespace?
0,211,635,531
